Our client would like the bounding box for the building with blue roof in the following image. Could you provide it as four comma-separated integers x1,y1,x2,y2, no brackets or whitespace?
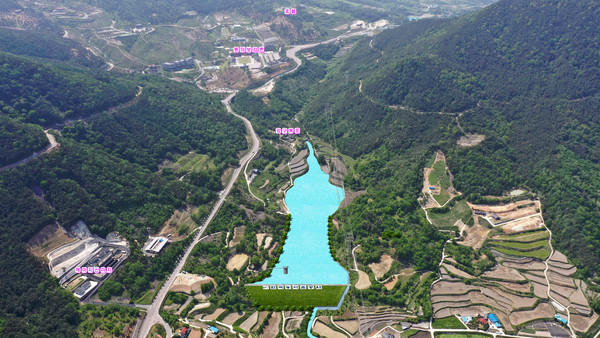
208,326,219,334
555,314,568,325
487,313,502,328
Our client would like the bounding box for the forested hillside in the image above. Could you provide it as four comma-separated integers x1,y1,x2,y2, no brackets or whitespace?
301,0,600,277
0,52,136,125
0,52,245,335
0,28,105,68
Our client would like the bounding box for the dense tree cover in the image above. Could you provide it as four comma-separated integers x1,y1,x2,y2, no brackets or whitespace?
306,44,340,60
63,79,245,170
449,97,600,275
0,51,247,333
0,174,80,336
331,147,448,273
305,0,600,276
0,52,136,125
362,56,482,112
97,280,125,301
83,0,277,24
0,115,48,166
367,0,600,111
0,28,105,68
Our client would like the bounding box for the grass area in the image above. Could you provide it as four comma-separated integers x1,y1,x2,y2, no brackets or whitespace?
432,316,467,329
238,56,252,64
490,239,548,250
251,170,284,200
495,230,549,243
493,246,551,260
400,328,420,337
135,288,155,305
245,285,347,307
433,174,450,205
429,199,473,229
435,334,492,338
172,152,215,172
429,160,446,183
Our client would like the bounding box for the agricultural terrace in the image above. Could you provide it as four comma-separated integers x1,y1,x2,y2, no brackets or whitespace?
245,285,347,309
428,199,473,230
423,151,456,208
432,316,467,329
430,193,597,335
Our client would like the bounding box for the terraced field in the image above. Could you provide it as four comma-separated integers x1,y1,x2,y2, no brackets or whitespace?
492,247,550,260
430,196,597,335
491,230,549,243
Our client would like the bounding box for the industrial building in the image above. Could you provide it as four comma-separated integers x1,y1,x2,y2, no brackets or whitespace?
73,280,98,299
143,236,169,255
162,57,195,71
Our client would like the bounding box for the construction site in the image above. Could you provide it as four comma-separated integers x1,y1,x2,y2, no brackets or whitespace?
28,220,130,300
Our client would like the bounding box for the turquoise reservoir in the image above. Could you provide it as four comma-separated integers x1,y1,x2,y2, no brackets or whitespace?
257,141,349,285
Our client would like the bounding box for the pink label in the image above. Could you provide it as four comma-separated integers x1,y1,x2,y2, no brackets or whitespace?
253,47,259,53
295,128,301,134
291,8,297,15
94,267,100,273
259,47,265,53
107,267,113,274
282,128,288,134
240,47,246,53
276,128,282,134
82,267,87,273
75,267,81,273
288,128,294,134
284,8,291,15
101,267,106,273
233,47,239,53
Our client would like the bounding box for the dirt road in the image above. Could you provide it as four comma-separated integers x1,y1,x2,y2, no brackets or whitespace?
137,92,261,338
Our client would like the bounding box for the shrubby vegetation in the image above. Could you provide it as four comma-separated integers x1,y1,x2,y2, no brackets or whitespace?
77,304,139,337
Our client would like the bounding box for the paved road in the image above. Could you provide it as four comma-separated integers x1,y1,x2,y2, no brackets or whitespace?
0,130,60,171
252,29,374,94
136,92,261,338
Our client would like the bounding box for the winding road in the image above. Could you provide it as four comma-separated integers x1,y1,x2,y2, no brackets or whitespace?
137,92,261,338
138,27,376,338
253,29,374,95
0,130,60,171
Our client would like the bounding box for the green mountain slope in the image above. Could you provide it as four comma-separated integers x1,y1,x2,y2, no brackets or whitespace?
300,0,600,279
0,52,245,335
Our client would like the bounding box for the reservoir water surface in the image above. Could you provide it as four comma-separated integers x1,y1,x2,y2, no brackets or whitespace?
257,141,349,285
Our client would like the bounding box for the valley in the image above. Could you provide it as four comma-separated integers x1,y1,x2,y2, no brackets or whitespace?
1,0,600,337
